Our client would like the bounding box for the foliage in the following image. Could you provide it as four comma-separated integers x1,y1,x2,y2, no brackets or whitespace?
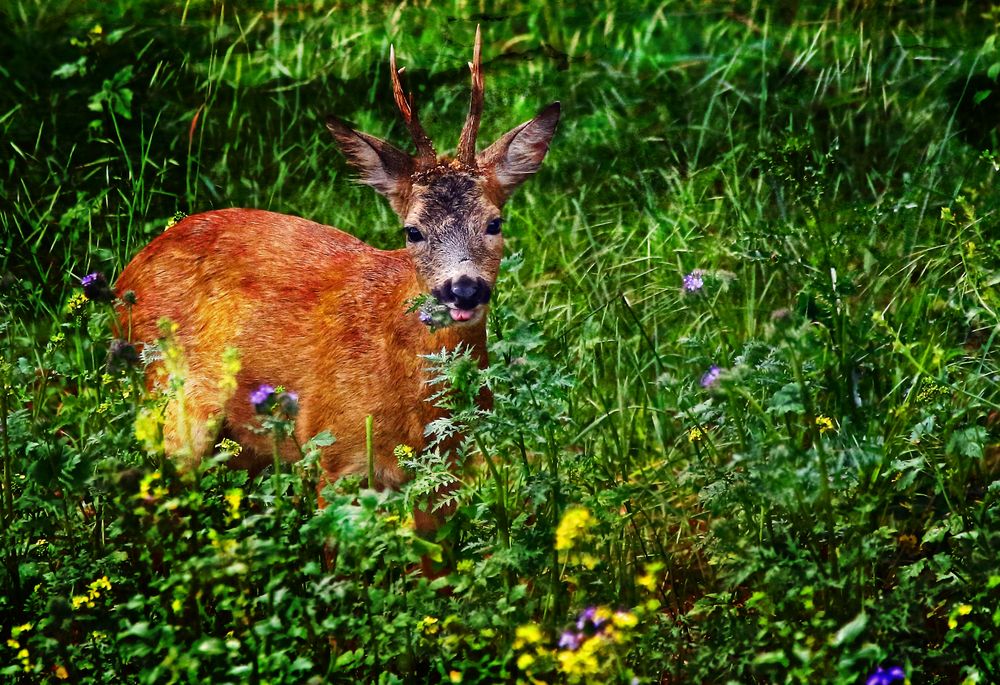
2,0,1000,682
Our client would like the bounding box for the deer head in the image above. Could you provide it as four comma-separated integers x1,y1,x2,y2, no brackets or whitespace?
326,27,560,326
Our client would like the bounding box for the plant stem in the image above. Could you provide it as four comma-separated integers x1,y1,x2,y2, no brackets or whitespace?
365,415,375,489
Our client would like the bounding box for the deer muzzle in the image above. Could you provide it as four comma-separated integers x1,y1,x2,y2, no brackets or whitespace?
432,275,492,321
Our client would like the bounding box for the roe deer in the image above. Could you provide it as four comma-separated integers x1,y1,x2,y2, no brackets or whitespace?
115,29,560,507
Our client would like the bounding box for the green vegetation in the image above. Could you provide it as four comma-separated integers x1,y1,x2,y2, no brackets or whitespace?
2,1,1000,682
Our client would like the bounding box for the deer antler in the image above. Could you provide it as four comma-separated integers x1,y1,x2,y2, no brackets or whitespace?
456,25,484,167
389,44,437,168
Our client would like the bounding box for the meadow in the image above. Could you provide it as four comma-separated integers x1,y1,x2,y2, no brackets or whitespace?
2,0,999,682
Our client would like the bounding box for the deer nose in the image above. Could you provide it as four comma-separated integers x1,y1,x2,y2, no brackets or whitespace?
441,275,491,310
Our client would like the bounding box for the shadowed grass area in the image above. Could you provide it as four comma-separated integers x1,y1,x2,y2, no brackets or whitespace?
1,1,999,683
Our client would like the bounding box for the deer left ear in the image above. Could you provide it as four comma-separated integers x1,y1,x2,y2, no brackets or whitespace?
477,102,560,199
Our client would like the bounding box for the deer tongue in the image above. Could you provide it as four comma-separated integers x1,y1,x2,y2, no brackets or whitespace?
449,308,476,322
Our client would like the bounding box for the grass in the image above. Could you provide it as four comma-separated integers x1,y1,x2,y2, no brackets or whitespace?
2,0,1000,682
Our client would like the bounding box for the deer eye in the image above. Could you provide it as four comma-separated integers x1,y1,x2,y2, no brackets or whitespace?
486,218,503,235
404,225,425,243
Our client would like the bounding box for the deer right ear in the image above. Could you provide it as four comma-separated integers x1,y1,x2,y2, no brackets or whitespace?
326,116,414,206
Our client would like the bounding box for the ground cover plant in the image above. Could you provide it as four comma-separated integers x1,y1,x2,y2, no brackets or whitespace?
2,0,999,682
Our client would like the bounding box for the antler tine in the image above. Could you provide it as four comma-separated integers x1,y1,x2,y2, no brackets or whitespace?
456,25,484,167
389,44,437,167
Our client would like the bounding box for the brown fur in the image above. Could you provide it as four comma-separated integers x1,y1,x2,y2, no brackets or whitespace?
117,208,485,488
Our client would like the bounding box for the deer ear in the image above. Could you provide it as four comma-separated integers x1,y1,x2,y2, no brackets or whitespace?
477,102,560,199
326,116,414,204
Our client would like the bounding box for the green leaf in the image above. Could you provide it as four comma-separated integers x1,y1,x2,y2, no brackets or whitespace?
946,426,987,459
832,612,868,647
767,382,804,415
974,89,992,105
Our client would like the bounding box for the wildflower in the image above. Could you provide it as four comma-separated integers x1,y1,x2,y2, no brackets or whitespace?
865,665,905,685
516,652,536,669
216,438,243,456
700,365,722,388
138,471,168,502
815,415,835,434
419,309,433,326
80,271,115,302
449,671,462,684
958,604,972,615
166,211,187,229
612,610,638,629
513,624,543,649
559,630,582,650
65,291,89,315
418,616,440,636
276,391,299,418
576,606,611,632
54,665,69,679
71,595,94,610
121,289,138,305
688,427,704,443
224,488,242,521
393,444,415,460
88,576,111,599
134,404,165,453
637,571,657,592
250,384,276,413
219,347,241,394
682,269,704,293
555,506,594,552
11,623,32,637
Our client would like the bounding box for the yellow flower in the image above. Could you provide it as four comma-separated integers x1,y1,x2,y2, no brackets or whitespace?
16,648,28,659
6,639,19,649
688,427,704,443
88,576,111,596
134,405,166,454
71,595,94,610
218,347,241,395
12,623,32,636
224,488,242,521
448,671,463,683
513,623,543,649
815,416,835,434
958,604,972,615
65,291,89,315
393,444,415,460
216,438,243,456
418,616,439,635
54,665,69,680
516,653,536,670
612,611,638,629
138,471,168,501
555,506,594,552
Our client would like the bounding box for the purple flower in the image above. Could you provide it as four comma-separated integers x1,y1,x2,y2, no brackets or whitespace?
107,339,139,371
575,606,607,632
419,309,433,326
682,269,704,293
277,391,299,418
700,365,722,388
250,384,275,413
865,666,905,685
80,271,115,302
558,630,581,651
